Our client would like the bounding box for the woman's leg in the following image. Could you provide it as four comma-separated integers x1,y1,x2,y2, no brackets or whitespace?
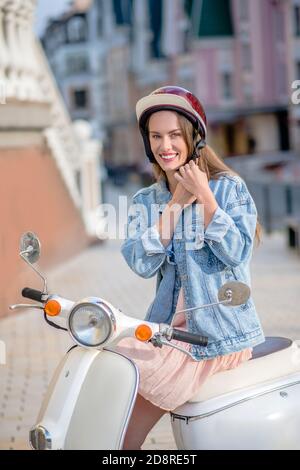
122,393,166,450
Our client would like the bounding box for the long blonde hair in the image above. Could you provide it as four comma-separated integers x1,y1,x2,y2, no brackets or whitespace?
148,113,262,245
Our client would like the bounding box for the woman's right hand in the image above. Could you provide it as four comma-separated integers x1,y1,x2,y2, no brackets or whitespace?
171,182,196,208
157,182,195,247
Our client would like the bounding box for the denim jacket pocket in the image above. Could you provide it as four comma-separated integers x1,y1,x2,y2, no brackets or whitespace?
220,266,260,335
235,299,261,334
193,244,227,274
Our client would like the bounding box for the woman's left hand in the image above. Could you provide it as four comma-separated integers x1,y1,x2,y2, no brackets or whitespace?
174,159,212,203
174,159,218,227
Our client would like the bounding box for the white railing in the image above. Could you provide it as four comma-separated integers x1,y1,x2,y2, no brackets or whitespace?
0,0,48,102
34,38,83,209
0,0,103,237
35,39,104,236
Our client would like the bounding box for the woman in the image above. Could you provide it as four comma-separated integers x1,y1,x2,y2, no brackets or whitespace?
117,86,265,449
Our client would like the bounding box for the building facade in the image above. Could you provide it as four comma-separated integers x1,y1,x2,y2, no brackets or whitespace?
1,0,102,318
42,0,298,181
185,0,292,156
290,0,300,151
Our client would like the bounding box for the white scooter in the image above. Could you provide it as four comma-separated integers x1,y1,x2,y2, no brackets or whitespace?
10,232,300,450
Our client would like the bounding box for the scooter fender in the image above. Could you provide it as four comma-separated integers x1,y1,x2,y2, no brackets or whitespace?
30,347,139,450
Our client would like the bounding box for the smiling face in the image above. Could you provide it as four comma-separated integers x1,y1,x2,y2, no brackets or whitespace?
148,111,189,174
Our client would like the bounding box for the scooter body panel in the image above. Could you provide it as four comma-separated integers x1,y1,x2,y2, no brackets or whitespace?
31,347,138,450
171,371,300,450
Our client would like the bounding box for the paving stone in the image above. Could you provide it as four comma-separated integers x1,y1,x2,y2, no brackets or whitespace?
1,197,299,451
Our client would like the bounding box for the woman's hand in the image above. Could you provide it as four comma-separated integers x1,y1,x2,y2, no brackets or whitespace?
174,159,218,227
174,159,211,202
171,181,196,208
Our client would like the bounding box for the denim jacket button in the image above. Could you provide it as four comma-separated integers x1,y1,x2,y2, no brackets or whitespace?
208,240,213,246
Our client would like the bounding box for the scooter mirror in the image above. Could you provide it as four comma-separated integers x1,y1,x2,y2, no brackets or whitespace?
218,281,250,306
19,232,41,264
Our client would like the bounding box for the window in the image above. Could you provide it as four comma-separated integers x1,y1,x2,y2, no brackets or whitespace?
56,26,67,45
274,8,285,42
241,43,252,71
224,124,235,154
66,55,90,75
297,61,300,79
148,0,164,58
73,89,89,109
239,0,249,22
278,63,287,96
192,0,234,38
295,6,300,36
113,0,133,25
222,72,233,99
67,16,87,42
243,83,253,102
97,0,103,37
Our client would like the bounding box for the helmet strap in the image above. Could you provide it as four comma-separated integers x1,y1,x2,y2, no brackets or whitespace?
188,129,206,161
196,139,206,152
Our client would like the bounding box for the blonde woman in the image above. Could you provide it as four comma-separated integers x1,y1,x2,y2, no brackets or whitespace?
117,86,265,449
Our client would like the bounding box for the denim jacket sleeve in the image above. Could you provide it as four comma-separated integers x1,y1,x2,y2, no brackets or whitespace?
121,195,167,278
204,177,257,267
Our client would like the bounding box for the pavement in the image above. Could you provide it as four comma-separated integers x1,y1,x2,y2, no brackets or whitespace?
1,183,300,450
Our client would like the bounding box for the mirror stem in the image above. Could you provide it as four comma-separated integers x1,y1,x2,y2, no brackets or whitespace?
174,298,231,316
169,298,231,328
20,253,48,294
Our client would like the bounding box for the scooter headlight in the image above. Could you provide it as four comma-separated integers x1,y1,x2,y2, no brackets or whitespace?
68,298,115,347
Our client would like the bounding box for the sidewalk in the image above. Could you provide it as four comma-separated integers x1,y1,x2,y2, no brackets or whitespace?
0,231,299,450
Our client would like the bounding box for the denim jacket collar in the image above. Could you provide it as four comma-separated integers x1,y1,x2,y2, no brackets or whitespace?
156,178,172,206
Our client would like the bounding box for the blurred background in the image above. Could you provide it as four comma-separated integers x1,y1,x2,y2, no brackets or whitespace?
0,0,300,313
1,0,300,317
0,0,300,450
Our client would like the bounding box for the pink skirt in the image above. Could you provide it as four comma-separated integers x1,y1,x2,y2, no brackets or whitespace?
115,336,252,411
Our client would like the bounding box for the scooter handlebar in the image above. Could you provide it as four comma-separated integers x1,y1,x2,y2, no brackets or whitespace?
171,328,208,347
22,287,44,302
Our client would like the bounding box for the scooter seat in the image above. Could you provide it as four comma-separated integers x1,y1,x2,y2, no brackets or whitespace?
251,336,292,358
189,337,300,403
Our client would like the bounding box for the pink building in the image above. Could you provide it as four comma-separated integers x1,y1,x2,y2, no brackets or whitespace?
190,0,291,156
290,0,300,151
42,0,297,172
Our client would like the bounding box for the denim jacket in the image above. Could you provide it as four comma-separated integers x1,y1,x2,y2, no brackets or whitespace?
121,174,265,360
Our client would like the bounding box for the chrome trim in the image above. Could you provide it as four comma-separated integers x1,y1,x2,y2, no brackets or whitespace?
105,348,139,449
171,298,230,320
171,379,300,423
157,336,196,359
68,298,116,348
9,304,44,310
29,425,52,450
